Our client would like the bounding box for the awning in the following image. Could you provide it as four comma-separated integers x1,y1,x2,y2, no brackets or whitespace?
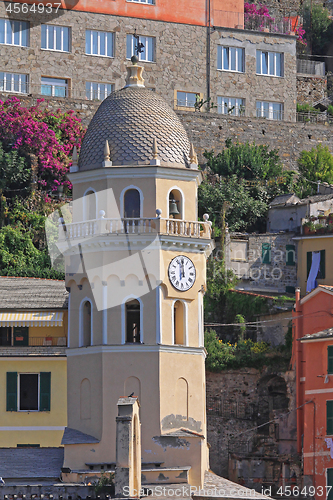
0,311,64,327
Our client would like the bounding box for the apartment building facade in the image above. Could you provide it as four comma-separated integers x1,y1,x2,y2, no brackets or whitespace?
0,0,297,121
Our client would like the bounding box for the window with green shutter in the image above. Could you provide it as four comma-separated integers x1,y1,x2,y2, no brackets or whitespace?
328,347,333,374
262,243,271,264
307,250,326,279
286,245,296,266
39,372,51,411
327,468,333,500
6,372,17,411
327,401,333,435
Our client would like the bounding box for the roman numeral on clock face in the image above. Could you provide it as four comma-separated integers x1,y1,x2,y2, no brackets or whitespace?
168,255,196,291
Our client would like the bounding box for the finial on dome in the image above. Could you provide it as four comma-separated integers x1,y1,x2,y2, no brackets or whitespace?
189,143,198,168
124,56,145,88
150,137,161,166
102,140,112,167
70,146,79,173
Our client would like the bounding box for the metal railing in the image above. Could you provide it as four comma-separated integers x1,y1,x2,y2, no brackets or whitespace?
297,111,333,124
256,109,284,121
0,81,111,101
61,217,212,241
0,336,67,347
207,396,256,420
244,16,292,34
297,59,325,76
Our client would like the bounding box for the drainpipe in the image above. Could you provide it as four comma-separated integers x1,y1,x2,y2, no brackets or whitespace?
294,287,303,454
206,0,211,111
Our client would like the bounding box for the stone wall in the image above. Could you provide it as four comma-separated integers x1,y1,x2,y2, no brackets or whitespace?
297,75,327,104
206,368,298,493
0,1,296,121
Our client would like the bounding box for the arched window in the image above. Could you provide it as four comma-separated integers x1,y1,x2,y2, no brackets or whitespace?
126,299,141,343
84,190,97,221
81,300,92,346
173,300,185,345
124,189,140,218
168,189,183,219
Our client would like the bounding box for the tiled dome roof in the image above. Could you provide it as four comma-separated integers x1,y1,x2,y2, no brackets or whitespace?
78,86,191,170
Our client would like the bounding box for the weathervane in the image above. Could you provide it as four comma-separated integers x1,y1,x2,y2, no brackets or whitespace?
133,28,144,56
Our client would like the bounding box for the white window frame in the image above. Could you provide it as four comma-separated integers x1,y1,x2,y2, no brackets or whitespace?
0,19,29,47
127,0,154,3
85,30,114,58
217,96,245,116
41,77,68,97
85,82,114,101
0,72,28,94
256,50,284,77
18,373,40,412
217,46,244,73
256,100,284,121
126,34,155,62
41,24,70,52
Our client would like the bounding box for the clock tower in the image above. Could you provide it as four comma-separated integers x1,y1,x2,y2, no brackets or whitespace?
60,62,214,488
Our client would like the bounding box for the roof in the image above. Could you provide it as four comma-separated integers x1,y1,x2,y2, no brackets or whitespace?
0,277,68,310
300,284,333,304
78,86,191,170
269,193,301,207
300,327,333,341
61,427,100,445
0,447,63,480
0,346,66,357
269,193,333,208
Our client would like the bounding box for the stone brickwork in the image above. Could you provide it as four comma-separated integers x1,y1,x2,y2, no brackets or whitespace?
225,232,297,294
0,2,296,121
206,368,298,492
297,75,327,104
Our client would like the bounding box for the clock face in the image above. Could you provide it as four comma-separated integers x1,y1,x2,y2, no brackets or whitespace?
168,255,196,291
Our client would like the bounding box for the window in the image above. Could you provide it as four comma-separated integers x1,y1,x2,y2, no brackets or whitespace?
0,72,28,94
126,300,141,343
84,190,97,220
328,468,333,500
173,301,185,345
217,46,244,73
256,101,284,121
256,50,284,77
127,0,154,3
307,250,325,279
85,82,114,101
41,25,70,52
286,245,296,266
124,189,140,218
0,19,29,47
176,91,198,109
262,243,271,264
85,30,114,57
81,300,92,346
217,96,245,116
41,77,68,97
126,34,155,62
327,401,333,435
6,372,51,412
328,346,333,374
168,190,182,219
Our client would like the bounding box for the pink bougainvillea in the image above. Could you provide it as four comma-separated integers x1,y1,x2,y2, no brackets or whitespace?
0,96,85,192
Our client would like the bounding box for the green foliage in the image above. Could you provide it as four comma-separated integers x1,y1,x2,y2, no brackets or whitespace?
235,314,246,341
297,144,333,197
303,3,333,55
328,105,333,117
0,142,31,198
225,291,271,325
94,473,115,495
204,255,238,321
296,103,320,114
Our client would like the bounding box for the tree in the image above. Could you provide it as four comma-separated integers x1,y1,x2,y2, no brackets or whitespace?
297,144,333,197
0,142,31,199
303,3,333,55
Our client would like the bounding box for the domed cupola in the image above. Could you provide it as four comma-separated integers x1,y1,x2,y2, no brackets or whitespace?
78,59,191,170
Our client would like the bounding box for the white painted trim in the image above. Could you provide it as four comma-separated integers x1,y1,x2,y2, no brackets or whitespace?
184,301,189,347
301,337,333,343
83,187,98,221
67,291,71,348
79,297,93,347
0,426,65,431
304,451,330,458
300,286,333,305
156,286,162,344
198,291,204,347
293,235,333,241
102,283,107,345
120,185,144,218
305,388,333,395
167,186,185,219
121,295,144,344
67,344,206,357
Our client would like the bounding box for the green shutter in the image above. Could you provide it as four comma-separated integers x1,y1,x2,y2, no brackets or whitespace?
286,245,296,266
319,249,326,279
307,252,312,278
327,401,333,435
328,347,333,374
328,468,333,500
6,372,17,411
39,372,51,411
262,243,271,264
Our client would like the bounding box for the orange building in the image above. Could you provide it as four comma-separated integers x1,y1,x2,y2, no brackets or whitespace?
293,285,333,498
18,0,244,28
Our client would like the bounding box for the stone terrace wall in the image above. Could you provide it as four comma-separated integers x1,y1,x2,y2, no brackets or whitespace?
297,75,327,104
